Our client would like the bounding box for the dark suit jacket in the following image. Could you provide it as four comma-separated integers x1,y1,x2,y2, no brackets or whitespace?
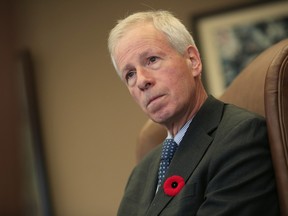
118,96,279,216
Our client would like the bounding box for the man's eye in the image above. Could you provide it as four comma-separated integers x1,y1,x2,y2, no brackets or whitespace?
148,56,158,64
125,71,136,81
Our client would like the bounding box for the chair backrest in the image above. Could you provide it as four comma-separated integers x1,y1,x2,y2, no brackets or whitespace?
136,119,166,163
136,39,288,215
221,38,288,216
264,39,288,216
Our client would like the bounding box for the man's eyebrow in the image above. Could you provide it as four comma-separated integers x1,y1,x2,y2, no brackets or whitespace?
140,48,160,59
121,52,148,71
139,51,150,59
120,49,156,73
122,64,133,72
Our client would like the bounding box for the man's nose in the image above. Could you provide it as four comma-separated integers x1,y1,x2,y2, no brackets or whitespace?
137,68,154,91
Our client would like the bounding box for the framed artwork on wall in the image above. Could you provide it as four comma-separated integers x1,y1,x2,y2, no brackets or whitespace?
192,0,288,97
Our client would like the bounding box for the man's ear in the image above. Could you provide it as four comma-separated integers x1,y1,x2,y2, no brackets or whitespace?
187,46,202,77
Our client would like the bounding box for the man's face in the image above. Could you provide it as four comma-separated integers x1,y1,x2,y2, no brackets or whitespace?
114,23,202,125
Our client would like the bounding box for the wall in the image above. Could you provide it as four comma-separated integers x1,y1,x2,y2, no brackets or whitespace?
15,0,260,215
0,1,22,215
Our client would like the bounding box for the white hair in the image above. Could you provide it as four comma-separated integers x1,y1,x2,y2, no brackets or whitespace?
108,10,196,75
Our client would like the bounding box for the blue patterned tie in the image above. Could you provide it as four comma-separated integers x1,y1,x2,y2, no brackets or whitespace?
157,139,178,188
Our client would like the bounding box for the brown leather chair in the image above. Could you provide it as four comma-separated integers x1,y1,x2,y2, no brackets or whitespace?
136,39,288,216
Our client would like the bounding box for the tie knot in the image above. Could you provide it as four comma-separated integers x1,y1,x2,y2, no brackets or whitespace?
160,139,178,160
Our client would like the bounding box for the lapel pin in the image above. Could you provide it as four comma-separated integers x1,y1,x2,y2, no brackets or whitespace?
163,175,185,196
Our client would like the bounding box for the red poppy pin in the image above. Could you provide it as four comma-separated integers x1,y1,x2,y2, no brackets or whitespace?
163,175,185,196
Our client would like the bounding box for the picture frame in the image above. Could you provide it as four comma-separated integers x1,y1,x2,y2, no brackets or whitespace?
17,50,54,216
192,0,288,97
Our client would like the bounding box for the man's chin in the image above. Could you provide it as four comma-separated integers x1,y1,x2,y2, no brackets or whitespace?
148,113,171,125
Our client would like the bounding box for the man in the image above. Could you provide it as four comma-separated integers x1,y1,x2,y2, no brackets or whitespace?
108,10,279,215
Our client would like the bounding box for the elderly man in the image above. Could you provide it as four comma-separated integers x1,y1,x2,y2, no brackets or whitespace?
108,10,279,216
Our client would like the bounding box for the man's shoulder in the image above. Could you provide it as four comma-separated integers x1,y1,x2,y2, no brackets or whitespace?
214,102,267,143
206,95,265,123
222,103,266,125
193,96,266,135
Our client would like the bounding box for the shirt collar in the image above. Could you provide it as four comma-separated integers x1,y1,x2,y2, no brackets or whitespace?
166,118,193,145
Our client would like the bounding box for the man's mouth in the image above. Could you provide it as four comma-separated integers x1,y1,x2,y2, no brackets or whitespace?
147,94,165,107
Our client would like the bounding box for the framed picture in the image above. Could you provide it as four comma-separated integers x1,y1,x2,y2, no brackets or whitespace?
192,0,288,97
17,50,54,216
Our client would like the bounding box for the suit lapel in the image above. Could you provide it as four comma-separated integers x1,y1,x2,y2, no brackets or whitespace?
142,147,162,206
145,96,224,215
